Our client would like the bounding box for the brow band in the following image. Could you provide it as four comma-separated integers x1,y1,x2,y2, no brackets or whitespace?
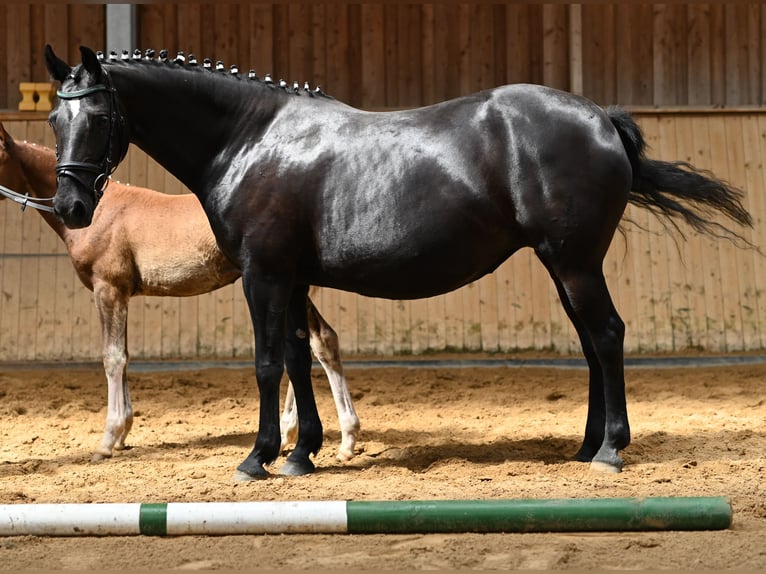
56,84,112,99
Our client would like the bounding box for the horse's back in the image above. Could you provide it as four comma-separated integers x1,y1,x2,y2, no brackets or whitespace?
306,85,632,294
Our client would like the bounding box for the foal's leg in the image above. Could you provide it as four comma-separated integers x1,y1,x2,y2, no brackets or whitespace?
307,299,359,461
280,300,360,461
117,370,134,450
92,282,132,461
280,381,298,452
536,251,629,472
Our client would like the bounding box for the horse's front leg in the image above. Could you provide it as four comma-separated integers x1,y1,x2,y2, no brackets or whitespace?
235,275,290,480
279,285,323,475
92,282,132,462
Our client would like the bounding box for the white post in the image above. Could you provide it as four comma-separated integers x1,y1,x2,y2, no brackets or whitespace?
106,4,137,54
569,4,583,96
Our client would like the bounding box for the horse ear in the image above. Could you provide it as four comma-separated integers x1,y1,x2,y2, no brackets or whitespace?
44,44,71,83
80,46,102,82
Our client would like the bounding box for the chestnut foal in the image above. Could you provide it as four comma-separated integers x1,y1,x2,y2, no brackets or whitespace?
0,123,359,463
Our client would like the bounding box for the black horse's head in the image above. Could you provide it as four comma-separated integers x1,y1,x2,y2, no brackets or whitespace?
44,45,129,228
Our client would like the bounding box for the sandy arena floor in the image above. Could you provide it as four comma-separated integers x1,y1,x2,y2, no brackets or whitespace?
1,359,765,570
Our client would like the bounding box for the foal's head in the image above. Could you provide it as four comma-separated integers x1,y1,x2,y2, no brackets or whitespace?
45,45,128,228
0,123,28,197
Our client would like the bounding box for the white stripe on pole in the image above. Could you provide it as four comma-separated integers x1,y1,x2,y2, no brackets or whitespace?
0,503,141,536
165,501,348,534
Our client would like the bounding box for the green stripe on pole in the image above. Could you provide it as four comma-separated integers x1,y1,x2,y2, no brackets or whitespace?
345,497,732,533
139,503,168,536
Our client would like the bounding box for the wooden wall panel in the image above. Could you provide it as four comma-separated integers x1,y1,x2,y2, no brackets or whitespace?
0,5,104,110
5,4,766,110
3,3,766,360
4,6,31,112
687,4,712,105
542,5,569,91
2,112,766,360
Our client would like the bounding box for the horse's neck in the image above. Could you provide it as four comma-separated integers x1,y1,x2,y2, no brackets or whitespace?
15,142,73,240
15,142,57,199
112,64,280,195
116,71,215,192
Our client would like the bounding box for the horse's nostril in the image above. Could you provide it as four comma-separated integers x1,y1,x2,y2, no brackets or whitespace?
71,201,93,228
53,197,93,229
72,200,87,218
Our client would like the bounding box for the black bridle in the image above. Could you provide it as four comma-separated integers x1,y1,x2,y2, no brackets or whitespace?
54,69,129,207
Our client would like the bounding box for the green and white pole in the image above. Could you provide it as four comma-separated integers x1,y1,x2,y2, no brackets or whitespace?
0,497,731,537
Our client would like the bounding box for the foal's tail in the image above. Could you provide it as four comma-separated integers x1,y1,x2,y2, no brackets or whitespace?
606,105,754,245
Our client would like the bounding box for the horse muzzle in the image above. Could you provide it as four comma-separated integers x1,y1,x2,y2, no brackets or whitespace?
53,178,96,229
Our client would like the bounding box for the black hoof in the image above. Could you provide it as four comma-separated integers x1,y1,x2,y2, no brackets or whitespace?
590,448,624,473
235,459,270,481
279,458,315,476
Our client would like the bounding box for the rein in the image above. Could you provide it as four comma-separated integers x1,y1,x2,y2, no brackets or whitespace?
55,71,128,206
0,183,55,213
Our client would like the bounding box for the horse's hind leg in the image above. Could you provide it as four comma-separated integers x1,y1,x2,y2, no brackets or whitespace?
92,283,132,462
545,271,606,461
536,251,629,472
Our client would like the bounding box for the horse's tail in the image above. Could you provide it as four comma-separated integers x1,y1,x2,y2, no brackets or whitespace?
606,105,753,244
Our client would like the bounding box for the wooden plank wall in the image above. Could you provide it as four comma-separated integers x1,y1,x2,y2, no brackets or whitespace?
1,4,766,110
1,3,766,360
0,5,104,111
1,112,765,360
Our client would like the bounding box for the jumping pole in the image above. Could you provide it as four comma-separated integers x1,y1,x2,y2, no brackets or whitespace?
0,497,731,537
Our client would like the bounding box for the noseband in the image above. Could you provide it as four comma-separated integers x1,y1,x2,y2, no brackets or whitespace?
55,71,128,207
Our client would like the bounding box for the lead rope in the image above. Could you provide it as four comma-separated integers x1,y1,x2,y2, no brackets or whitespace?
0,183,56,213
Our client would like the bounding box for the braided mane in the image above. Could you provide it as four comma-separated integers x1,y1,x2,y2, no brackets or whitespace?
98,48,332,99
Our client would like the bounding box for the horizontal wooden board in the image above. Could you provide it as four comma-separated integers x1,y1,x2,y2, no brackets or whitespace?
2,4,766,110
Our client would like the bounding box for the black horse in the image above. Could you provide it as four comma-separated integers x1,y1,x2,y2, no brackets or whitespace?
45,45,752,479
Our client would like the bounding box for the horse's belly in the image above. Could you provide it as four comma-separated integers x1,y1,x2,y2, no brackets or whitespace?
319,262,495,299
316,235,515,300
135,250,240,296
